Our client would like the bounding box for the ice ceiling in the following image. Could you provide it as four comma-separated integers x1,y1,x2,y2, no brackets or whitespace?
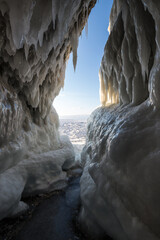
0,0,94,124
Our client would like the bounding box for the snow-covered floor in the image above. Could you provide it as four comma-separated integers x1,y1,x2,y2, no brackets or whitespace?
59,115,89,162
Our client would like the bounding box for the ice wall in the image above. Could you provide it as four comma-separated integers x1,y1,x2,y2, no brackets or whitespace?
99,0,158,106
80,0,160,239
0,0,96,220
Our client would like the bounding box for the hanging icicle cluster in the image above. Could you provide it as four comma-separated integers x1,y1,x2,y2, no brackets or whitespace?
0,0,96,121
99,0,158,107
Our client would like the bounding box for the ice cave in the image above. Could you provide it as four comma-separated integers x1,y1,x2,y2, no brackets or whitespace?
0,0,160,240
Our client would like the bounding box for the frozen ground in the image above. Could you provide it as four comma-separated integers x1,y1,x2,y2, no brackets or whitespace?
59,115,89,162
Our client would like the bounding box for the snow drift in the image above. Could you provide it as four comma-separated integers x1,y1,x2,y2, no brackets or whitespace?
0,0,96,220
80,0,160,239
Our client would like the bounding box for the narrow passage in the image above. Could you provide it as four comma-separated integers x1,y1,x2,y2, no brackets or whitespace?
15,177,83,240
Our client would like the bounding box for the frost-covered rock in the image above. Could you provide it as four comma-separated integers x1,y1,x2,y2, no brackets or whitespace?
80,0,160,239
0,0,96,220
0,135,75,220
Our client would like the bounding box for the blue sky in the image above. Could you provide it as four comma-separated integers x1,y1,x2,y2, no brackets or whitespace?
54,0,113,116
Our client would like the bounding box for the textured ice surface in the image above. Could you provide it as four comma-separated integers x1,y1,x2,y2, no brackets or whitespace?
80,103,160,240
0,0,95,120
99,0,158,107
0,135,75,220
80,0,160,239
0,0,96,220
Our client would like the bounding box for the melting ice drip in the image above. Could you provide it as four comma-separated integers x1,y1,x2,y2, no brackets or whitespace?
99,69,119,106
70,1,90,71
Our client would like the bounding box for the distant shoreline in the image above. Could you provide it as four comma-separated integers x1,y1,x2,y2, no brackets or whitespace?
59,115,89,122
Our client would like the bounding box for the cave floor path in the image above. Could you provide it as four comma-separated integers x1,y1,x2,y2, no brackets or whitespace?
15,177,84,240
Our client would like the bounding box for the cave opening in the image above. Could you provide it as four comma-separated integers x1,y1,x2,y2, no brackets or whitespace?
54,0,113,117
53,0,113,162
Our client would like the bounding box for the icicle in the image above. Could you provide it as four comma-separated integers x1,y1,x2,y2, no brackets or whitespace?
8,0,34,49
76,17,79,35
0,2,8,16
143,3,147,11
24,43,29,61
85,19,88,37
70,28,79,71
85,4,89,37
52,0,60,30
38,33,44,47
99,70,108,106
108,21,111,34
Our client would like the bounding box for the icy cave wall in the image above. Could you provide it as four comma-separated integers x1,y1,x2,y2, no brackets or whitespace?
80,1,160,240
0,0,96,220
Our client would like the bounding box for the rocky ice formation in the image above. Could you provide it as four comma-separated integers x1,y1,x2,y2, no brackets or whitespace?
80,0,160,239
0,0,96,220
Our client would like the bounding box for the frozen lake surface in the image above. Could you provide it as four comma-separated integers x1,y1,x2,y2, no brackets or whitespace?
59,115,89,161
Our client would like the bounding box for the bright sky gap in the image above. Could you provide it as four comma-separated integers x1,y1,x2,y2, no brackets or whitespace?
53,0,113,116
